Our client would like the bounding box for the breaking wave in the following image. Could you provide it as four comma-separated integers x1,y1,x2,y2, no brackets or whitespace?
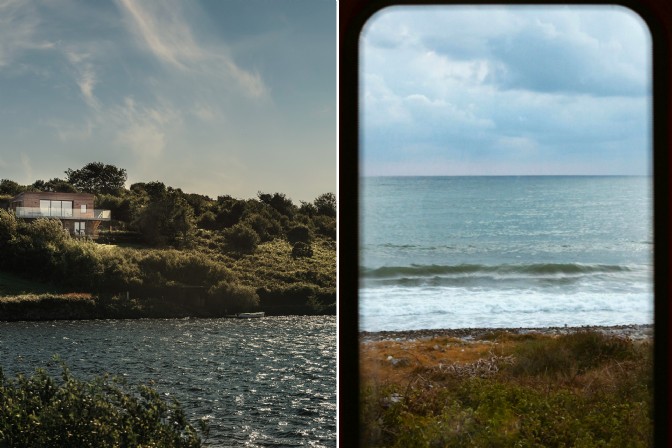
361,263,630,279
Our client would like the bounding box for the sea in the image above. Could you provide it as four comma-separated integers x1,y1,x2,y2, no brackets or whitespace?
359,176,654,332
0,316,336,447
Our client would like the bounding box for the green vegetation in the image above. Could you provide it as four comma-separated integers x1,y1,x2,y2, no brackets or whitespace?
0,162,335,319
360,331,652,447
0,361,203,447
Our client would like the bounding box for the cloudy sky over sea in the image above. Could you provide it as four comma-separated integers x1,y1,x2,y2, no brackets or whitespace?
0,0,335,202
360,5,652,177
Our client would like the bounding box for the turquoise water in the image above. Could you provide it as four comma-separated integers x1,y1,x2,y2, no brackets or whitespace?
0,316,336,447
360,176,653,331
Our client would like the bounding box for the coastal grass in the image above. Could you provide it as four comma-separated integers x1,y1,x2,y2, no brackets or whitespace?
360,330,653,447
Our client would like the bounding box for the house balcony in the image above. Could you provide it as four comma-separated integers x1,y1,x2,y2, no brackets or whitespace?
14,207,111,221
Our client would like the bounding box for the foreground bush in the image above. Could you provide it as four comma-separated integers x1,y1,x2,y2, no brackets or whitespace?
0,363,203,447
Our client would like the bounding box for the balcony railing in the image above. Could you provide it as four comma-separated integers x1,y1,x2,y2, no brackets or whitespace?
14,207,111,221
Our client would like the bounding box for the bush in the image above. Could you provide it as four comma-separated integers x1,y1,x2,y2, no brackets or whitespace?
196,210,218,230
207,281,259,314
291,241,313,258
287,224,312,245
0,209,18,261
243,213,281,242
0,363,202,447
510,331,637,378
223,223,259,254
138,250,234,289
312,215,336,240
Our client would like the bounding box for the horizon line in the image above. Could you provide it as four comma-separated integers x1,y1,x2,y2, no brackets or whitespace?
361,173,652,178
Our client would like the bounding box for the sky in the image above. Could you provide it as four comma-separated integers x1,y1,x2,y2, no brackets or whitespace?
0,0,335,203
360,5,652,177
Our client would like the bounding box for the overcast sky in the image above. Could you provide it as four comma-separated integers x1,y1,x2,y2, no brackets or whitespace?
360,5,652,177
0,0,335,203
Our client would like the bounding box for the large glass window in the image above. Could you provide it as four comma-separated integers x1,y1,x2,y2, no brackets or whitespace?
40,200,50,216
39,200,74,217
62,201,72,217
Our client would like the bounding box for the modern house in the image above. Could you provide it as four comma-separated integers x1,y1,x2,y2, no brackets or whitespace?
9,192,111,238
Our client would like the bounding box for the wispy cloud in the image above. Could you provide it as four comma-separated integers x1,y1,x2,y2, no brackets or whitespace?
0,0,54,68
65,50,101,110
20,153,33,183
116,0,267,97
114,97,182,159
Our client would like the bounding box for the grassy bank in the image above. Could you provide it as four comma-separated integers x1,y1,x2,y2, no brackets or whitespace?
0,234,335,320
360,329,653,447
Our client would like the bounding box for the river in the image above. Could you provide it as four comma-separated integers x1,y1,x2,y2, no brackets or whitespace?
0,316,336,447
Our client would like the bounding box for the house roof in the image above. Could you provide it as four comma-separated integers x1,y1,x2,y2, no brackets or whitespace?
10,191,95,202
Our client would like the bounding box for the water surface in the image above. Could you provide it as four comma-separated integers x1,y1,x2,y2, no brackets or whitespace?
0,316,336,447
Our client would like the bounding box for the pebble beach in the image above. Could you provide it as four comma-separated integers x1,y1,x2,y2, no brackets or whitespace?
360,323,654,343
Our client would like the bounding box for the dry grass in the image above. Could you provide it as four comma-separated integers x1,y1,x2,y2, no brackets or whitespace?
359,330,653,448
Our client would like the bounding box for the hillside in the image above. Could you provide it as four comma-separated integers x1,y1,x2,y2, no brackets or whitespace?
0,164,336,320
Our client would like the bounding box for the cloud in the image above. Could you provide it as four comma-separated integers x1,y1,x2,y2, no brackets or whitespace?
361,6,651,176
487,13,648,96
114,97,181,159
52,120,94,142
0,0,54,68
65,50,101,110
116,0,267,98
191,103,219,122
20,153,33,183
364,6,650,98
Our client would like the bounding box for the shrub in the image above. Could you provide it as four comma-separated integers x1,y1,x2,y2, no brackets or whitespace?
57,239,105,290
223,223,260,254
139,250,234,289
312,215,336,240
243,213,282,242
510,331,637,378
287,224,312,245
24,218,69,250
0,363,202,447
207,281,259,314
291,241,313,258
197,210,218,230
0,209,18,262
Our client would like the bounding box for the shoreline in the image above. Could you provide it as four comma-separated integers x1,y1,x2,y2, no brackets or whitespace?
360,323,654,342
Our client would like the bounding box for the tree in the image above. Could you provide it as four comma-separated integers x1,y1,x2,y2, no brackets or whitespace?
257,192,296,218
133,190,195,246
243,212,281,242
0,179,25,196
214,196,246,229
65,162,127,195
31,178,78,193
313,193,336,217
